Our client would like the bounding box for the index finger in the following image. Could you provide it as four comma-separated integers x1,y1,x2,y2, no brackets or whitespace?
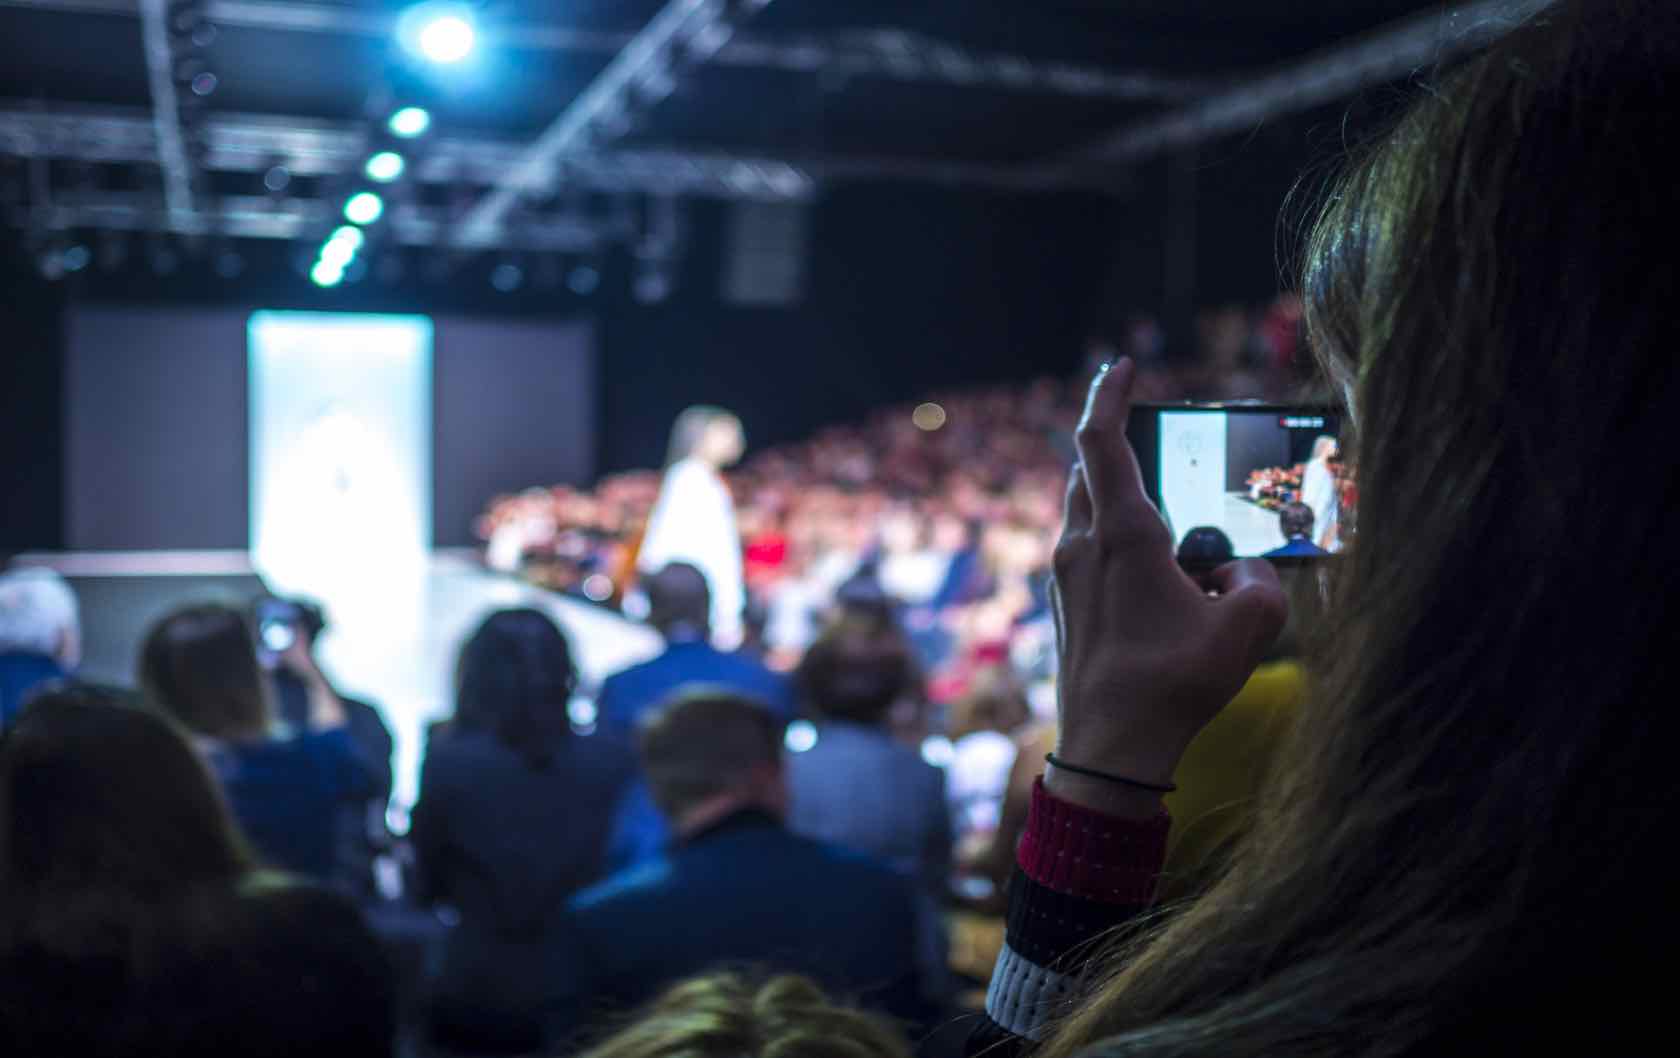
1072,358,1158,538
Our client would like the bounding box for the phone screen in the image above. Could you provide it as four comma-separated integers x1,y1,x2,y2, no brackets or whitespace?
1127,404,1348,562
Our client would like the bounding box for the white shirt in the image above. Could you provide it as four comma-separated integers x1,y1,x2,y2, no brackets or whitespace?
639,458,745,648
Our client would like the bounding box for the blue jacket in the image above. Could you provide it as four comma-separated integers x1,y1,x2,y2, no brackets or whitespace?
596,639,796,741
204,728,376,881
1263,536,1332,559
0,652,66,729
544,811,929,1046
598,640,797,872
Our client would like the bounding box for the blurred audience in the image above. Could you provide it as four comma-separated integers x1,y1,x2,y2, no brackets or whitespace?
943,666,1031,849
576,973,910,1058
0,565,79,726
598,563,795,739
139,603,375,883
410,607,635,1053
547,691,929,1046
260,596,396,897
599,562,797,872
0,685,393,1055
785,614,954,1010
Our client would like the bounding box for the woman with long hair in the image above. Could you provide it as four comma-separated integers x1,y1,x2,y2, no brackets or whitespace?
638,406,748,648
968,3,1680,1056
411,607,636,1053
0,686,393,1055
138,603,374,882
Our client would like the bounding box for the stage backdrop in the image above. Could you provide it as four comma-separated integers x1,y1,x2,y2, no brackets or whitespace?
65,306,596,550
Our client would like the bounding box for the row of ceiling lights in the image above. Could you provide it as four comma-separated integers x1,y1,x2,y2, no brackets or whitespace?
309,1,473,286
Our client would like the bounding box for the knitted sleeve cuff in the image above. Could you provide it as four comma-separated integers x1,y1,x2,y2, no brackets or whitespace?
1016,778,1170,905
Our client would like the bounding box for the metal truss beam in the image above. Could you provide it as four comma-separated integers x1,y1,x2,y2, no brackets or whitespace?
453,0,780,249
0,0,1207,104
135,0,194,228
1031,0,1553,177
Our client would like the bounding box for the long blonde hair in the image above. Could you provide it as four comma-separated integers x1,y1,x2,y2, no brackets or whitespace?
578,973,909,1058
1041,3,1680,1055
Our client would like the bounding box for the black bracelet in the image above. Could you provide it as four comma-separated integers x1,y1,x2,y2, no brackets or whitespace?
1045,753,1177,793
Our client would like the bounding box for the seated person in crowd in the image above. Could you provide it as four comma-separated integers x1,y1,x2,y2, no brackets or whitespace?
602,563,797,871
944,666,1032,851
546,692,929,1047
0,685,393,1056
599,563,796,739
410,607,635,1054
786,613,952,896
0,564,79,727
575,973,910,1058
139,603,375,883
1262,502,1331,559
260,597,395,897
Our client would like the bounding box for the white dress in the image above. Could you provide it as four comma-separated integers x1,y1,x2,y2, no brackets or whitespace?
1300,458,1340,551
638,457,745,648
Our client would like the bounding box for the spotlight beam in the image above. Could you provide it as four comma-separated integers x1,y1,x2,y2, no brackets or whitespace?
136,0,196,229
452,0,778,250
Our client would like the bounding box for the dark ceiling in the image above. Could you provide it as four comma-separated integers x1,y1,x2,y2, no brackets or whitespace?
0,0,1514,269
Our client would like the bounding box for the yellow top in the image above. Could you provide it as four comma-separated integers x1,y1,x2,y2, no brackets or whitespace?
1159,659,1305,901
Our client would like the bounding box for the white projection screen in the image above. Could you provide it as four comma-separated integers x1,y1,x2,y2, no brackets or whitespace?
248,311,434,596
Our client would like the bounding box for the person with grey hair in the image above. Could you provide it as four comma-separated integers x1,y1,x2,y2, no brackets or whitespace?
0,566,80,726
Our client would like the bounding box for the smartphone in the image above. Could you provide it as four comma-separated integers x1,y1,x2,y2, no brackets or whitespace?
253,597,302,666
1124,402,1348,566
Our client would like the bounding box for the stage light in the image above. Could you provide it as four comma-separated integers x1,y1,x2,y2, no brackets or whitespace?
388,106,431,138
632,258,672,304
420,14,474,62
328,225,366,252
344,191,384,225
581,573,613,602
310,259,344,287
263,164,291,192
912,402,947,431
365,151,405,183
61,243,92,273
490,260,524,293
400,4,477,65
320,238,357,270
567,260,601,295
190,70,218,96
784,720,818,754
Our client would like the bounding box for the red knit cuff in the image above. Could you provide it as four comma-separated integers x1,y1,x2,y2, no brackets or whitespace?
1017,778,1171,904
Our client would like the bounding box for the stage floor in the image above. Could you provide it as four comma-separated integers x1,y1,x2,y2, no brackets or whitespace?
18,550,661,820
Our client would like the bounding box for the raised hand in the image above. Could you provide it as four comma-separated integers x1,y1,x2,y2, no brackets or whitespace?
1047,359,1287,816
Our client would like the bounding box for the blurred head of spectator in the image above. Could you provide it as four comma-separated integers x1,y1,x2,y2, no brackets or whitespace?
796,615,918,727
640,691,787,833
0,568,81,728
644,563,711,642
135,877,396,1058
1175,526,1235,570
578,973,909,1058
140,604,270,741
454,608,578,769
0,567,80,671
1,685,251,913
1278,502,1316,543
947,666,1030,743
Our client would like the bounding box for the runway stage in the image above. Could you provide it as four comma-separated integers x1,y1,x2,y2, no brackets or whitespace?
16,550,661,822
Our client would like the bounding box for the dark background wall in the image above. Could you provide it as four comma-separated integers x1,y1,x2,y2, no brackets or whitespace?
67,307,251,550
1224,412,1293,491
58,306,596,550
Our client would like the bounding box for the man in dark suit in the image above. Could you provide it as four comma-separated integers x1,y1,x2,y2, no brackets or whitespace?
599,563,796,870
598,563,795,738
1263,502,1332,559
543,691,930,1049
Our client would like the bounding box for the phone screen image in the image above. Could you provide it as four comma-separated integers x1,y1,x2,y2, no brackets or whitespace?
1128,405,1349,561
